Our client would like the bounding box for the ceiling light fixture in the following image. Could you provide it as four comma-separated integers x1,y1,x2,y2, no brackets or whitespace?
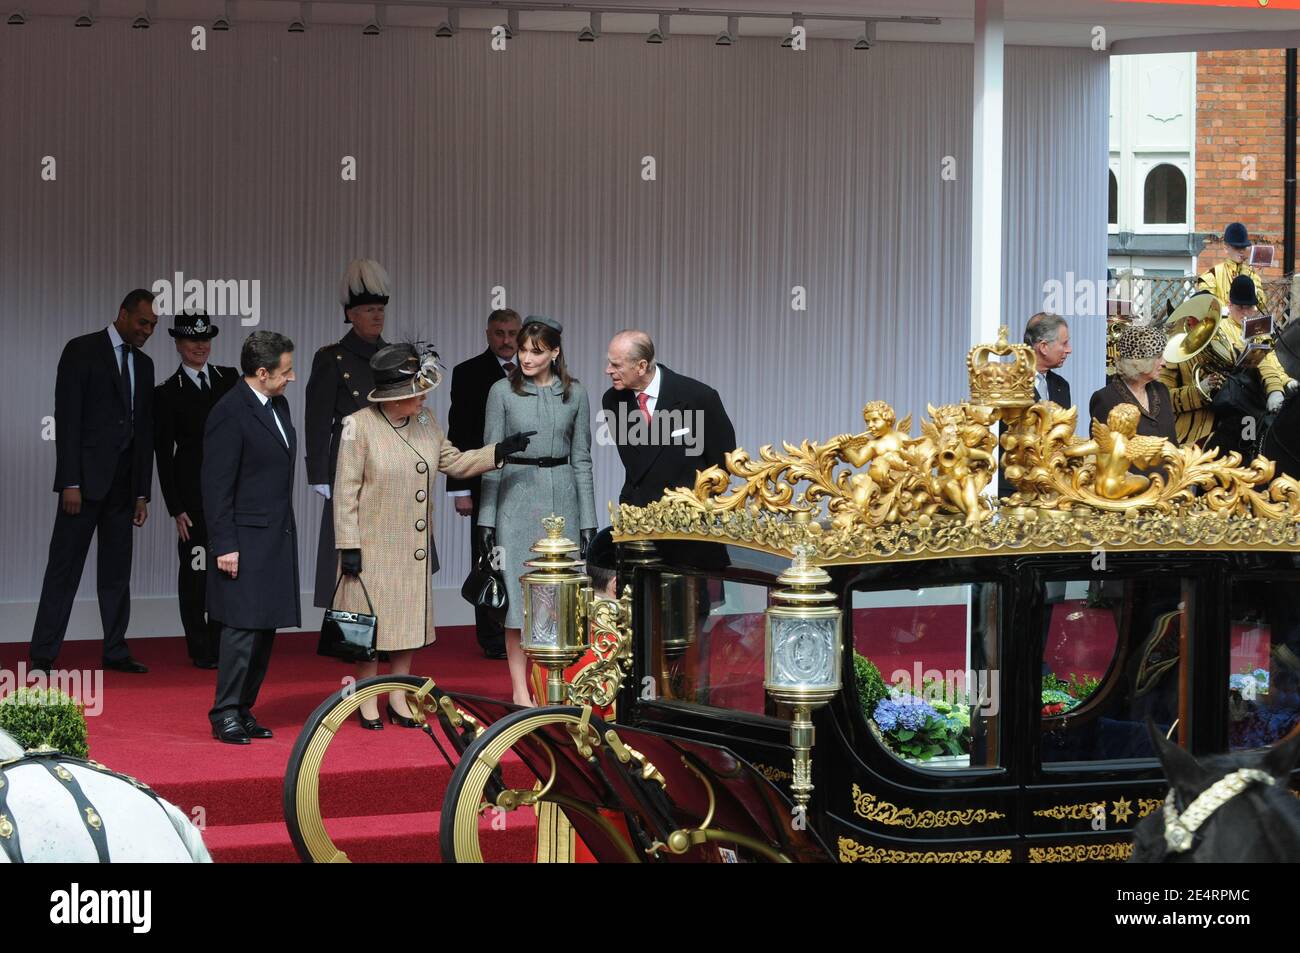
435,7,458,37
781,15,803,48
854,20,876,51
715,15,737,46
578,11,600,42
647,12,669,44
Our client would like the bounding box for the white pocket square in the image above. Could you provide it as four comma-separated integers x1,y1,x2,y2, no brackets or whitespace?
671,427,691,437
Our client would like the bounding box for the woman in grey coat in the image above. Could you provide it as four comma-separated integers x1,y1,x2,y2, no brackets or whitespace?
478,316,596,706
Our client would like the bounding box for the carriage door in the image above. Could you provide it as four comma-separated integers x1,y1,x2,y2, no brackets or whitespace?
1021,561,1201,863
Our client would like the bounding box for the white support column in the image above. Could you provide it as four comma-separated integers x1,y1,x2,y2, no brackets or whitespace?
971,0,1005,348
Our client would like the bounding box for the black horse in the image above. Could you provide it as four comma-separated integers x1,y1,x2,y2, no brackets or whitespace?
1263,321,1300,478
1131,726,1300,862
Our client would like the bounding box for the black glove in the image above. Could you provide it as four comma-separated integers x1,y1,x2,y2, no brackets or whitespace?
340,549,362,577
579,528,596,559
494,430,536,465
476,527,496,562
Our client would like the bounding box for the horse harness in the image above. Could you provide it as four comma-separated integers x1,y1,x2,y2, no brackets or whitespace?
1163,767,1275,854
0,748,170,863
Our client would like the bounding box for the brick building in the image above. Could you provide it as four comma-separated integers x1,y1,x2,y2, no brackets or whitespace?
1193,49,1295,279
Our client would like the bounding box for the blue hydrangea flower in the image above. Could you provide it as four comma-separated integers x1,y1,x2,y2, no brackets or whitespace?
873,695,940,733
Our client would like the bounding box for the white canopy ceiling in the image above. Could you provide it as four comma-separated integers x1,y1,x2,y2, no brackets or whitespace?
17,0,1300,46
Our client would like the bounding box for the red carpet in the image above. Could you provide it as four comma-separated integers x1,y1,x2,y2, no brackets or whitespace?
0,628,536,863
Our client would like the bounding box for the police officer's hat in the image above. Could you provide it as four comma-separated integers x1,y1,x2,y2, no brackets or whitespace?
167,310,219,339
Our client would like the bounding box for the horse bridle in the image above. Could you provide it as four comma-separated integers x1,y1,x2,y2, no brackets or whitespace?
1163,768,1275,853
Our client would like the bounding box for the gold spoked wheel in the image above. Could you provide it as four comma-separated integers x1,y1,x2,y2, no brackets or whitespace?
440,706,641,864
283,674,482,863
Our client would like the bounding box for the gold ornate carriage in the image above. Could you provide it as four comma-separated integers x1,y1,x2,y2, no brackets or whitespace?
285,328,1300,863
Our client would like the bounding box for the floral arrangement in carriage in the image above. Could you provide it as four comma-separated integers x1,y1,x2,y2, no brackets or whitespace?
854,653,971,763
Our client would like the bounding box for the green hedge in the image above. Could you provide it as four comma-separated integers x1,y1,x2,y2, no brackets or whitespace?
0,688,89,758
853,652,890,719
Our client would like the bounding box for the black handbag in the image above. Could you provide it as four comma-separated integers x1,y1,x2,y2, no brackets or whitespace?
317,574,378,662
461,549,507,611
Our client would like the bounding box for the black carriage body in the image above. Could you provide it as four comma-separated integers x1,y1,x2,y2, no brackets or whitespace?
611,543,1300,863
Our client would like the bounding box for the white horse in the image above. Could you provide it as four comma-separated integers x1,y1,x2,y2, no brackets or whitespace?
0,728,210,863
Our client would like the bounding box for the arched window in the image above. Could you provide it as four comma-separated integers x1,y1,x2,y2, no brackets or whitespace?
1108,170,1118,226
1143,163,1186,225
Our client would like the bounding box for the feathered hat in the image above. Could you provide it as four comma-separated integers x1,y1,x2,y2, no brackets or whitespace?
367,342,442,402
339,258,391,322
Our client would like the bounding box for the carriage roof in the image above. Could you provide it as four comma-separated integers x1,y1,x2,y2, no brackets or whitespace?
611,328,1300,565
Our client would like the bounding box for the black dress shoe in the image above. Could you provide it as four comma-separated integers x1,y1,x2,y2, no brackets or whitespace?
28,658,54,676
482,646,508,660
386,701,421,728
240,716,273,739
212,716,251,745
103,657,149,674
357,710,384,730
192,658,219,670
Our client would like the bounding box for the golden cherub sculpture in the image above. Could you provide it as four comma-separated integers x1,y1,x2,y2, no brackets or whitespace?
1063,403,1169,500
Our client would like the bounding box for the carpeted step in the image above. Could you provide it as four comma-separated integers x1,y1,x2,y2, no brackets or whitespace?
204,809,538,863
152,757,536,828
0,629,538,862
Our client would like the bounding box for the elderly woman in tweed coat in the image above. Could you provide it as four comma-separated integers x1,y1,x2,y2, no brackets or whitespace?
478,316,597,707
333,343,531,729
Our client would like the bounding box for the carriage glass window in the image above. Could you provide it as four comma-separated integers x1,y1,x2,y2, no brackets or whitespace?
644,571,770,716
851,583,1001,771
1227,578,1300,751
1040,575,1190,764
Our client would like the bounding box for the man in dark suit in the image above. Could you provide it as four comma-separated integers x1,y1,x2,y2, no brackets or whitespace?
447,309,521,658
153,311,238,669
203,331,300,745
997,312,1073,499
601,330,736,567
30,289,158,674
1025,312,1072,407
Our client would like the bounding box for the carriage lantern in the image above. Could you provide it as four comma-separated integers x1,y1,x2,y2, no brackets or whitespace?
763,543,843,810
520,515,592,704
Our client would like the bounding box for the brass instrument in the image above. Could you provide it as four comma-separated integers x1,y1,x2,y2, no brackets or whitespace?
1163,295,1232,399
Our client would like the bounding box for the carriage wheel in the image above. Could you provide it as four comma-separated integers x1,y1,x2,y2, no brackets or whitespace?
440,706,641,864
283,674,483,863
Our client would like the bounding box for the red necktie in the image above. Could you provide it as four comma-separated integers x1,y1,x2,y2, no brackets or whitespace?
502,361,515,376
636,391,651,422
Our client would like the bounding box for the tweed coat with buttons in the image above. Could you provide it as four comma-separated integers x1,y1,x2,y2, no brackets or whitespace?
333,404,498,650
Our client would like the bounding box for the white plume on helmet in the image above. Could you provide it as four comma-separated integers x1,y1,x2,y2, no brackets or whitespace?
339,258,391,307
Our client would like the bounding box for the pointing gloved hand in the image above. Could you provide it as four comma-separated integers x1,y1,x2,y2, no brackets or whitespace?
494,430,537,466
580,528,596,559
476,527,496,562
1268,391,1285,413
340,549,362,576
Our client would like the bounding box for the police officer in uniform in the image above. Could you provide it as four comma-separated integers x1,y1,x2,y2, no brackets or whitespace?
305,259,438,613
152,311,238,668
